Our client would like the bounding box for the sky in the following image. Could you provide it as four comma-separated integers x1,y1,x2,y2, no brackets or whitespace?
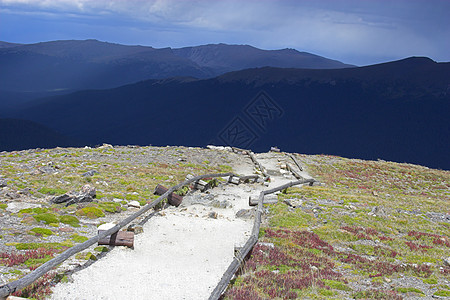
0,0,449,66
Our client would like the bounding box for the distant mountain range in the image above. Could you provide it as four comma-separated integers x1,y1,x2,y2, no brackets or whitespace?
3,56,449,170
0,39,352,95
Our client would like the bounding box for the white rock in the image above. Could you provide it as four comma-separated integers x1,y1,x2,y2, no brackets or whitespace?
5,202,41,213
98,222,115,231
128,200,141,208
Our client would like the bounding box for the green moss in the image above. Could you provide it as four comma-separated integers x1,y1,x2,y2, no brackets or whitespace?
98,202,121,213
33,213,59,225
0,203,7,210
38,187,67,195
24,256,52,268
434,290,450,297
422,277,438,284
71,234,88,243
30,228,53,236
94,246,108,253
76,207,105,219
318,288,335,297
268,203,315,228
323,279,352,291
13,241,73,250
396,287,424,295
59,215,80,227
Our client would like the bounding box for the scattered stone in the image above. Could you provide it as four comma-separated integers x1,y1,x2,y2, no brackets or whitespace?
443,257,450,267
368,206,388,217
338,199,344,205
5,191,20,199
283,198,303,208
59,227,75,233
0,178,7,188
235,208,255,219
128,201,141,208
21,216,38,225
270,146,280,152
208,211,218,219
82,170,99,177
127,224,144,234
372,190,379,196
310,266,318,271
258,242,274,248
384,277,391,283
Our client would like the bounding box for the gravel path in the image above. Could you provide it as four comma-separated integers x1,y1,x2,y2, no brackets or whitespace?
50,150,310,299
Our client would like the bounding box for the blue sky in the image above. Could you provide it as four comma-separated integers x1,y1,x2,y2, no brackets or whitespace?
1,0,449,66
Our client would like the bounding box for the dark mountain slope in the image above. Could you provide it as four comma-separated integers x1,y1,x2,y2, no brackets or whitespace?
173,43,352,74
0,119,83,151
9,57,450,169
0,39,351,94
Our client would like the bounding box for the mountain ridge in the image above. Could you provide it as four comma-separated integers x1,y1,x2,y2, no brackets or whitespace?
4,56,449,170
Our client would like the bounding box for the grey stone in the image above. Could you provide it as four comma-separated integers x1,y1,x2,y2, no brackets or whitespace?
82,170,99,177
236,209,255,219
208,211,218,219
0,178,7,188
5,201,41,213
443,257,450,267
81,184,96,198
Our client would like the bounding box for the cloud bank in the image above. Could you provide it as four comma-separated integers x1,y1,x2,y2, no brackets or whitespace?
1,0,449,65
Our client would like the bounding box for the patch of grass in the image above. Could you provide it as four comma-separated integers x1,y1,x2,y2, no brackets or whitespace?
29,228,53,237
71,234,88,243
323,279,352,291
12,241,73,250
59,215,80,227
98,202,121,213
396,287,424,294
423,277,438,284
33,213,59,225
38,187,67,195
76,207,105,219
434,290,450,297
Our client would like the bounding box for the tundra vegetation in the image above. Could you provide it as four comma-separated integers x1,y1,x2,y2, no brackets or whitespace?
0,147,448,299
224,154,449,299
0,146,233,299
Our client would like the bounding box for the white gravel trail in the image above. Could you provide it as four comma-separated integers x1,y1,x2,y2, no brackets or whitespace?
50,151,308,300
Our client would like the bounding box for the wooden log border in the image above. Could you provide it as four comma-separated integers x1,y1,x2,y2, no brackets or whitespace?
232,147,270,180
0,172,237,299
209,178,317,300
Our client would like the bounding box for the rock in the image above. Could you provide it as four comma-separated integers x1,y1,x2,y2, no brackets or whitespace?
50,193,93,206
283,198,303,208
384,277,391,283
98,223,116,231
236,209,255,219
98,143,113,149
443,257,450,267
0,178,7,187
127,224,144,234
5,191,20,199
128,201,141,208
82,170,99,177
368,206,388,217
81,184,96,197
372,191,379,196
258,242,274,248
6,201,41,213
310,266,318,271
208,211,218,219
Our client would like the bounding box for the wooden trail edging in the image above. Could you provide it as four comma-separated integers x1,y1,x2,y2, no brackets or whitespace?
209,178,316,300
0,172,237,299
232,147,270,179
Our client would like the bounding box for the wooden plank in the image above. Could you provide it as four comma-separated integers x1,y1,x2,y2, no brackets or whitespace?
287,153,303,171
98,230,134,248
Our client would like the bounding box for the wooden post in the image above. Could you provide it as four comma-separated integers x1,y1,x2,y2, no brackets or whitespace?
98,230,134,248
248,194,278,206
